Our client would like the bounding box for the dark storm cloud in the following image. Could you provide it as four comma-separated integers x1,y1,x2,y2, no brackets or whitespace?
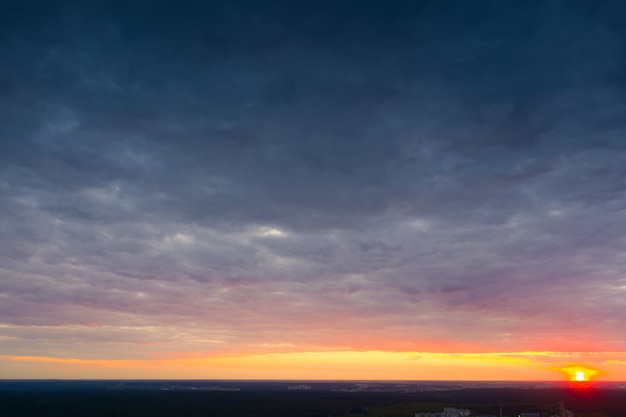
2,0,626,358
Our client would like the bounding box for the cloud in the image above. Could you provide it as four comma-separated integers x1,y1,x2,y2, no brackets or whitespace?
1,0,626,373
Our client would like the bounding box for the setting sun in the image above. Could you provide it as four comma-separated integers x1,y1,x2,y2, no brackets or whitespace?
556,365,603,382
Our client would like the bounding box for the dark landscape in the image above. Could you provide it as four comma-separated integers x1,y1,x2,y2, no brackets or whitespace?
1,381,625,417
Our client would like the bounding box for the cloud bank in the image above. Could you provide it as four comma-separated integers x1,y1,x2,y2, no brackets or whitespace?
1,1,626,377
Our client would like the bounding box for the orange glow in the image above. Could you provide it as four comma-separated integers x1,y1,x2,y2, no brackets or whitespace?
0,352,555,380
1,355,161,369
1,352,625,380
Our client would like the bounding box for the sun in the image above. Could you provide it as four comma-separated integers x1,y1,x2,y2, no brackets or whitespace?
556,365,601,383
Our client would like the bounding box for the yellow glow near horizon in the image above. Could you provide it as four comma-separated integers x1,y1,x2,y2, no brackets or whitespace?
1,352,624,381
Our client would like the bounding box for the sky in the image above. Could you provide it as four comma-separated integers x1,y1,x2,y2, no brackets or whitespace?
1,0,626,381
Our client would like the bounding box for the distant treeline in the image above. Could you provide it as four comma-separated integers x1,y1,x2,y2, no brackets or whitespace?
0,384,623,417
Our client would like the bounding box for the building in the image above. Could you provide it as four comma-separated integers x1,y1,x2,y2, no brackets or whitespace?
416,407,471,417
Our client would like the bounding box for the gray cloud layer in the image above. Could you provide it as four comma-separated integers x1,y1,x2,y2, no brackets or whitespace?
1,0,626,359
